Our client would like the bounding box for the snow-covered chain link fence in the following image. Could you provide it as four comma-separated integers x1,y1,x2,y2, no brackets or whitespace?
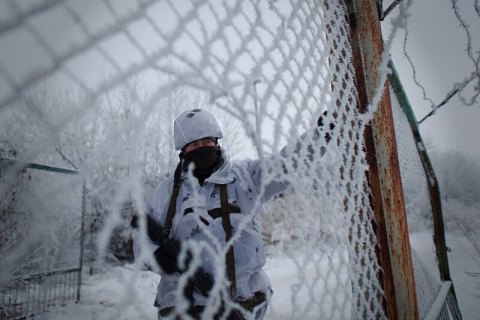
0,160,84,319
390,89,442,319
0,0,392,319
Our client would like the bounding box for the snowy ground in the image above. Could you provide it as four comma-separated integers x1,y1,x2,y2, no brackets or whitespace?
409,230,480,320
36,229,479,320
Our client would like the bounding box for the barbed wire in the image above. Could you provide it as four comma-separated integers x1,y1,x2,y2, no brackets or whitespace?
418,72,477,124
451,0,480,107
380,0,403,21
401,27,435,109
398,0,480,124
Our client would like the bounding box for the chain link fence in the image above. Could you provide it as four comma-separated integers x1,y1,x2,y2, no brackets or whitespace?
0,158,85,320
1,0,389,318
1,0,465,318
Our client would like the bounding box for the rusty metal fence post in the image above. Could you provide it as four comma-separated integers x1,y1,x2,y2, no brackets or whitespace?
344,0,419,318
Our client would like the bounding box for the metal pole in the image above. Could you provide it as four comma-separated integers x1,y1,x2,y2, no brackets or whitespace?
345,0,419,318
76,182,86,302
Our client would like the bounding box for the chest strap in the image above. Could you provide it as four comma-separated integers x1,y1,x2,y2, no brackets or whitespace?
219,184,237,300
165,181,237,300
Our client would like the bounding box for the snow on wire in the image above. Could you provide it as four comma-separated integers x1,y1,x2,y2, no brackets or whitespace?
0,0,389,319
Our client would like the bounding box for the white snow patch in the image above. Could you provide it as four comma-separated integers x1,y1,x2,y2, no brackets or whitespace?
34,229,479,320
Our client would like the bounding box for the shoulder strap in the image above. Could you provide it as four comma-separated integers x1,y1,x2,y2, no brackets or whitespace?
219,184,237,300
165,162,183,234
165,186,179,234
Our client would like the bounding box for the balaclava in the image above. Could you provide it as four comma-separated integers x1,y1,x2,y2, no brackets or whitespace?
182,144,222,184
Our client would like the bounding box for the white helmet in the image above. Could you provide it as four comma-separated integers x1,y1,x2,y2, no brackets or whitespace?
174,109,223,150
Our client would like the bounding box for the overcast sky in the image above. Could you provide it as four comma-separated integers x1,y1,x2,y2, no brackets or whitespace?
0,0,478,162
383,0,480,161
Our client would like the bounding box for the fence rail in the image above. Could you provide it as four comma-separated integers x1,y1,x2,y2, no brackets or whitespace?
423,281,462,320
0,268,80,320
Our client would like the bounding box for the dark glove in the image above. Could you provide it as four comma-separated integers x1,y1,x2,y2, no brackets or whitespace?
153,244,179,274
155,247,215,298
192,268,215,296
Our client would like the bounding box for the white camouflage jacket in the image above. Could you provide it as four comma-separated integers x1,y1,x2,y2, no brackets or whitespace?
132,148,290,309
